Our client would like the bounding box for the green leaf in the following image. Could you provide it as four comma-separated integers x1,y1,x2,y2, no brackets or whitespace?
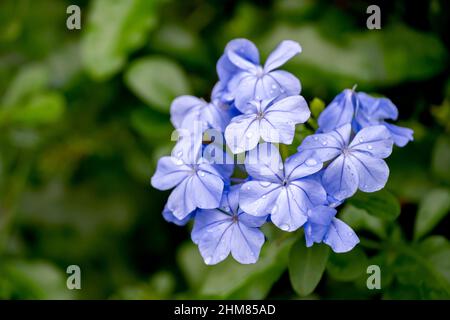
130,108,173,141
347,190,400,221
199,237,294,299
288,240,329,297
81,0,159,80
414,188,450,240
176,242,209,291
432,135,450,184
327,247,368,281
1,64,48,107
339,205,387,239
125,56,191,113
1,92,65,127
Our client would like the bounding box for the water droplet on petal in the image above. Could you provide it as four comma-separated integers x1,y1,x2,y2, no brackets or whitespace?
280,224,290,231
246,132,253,139
259,181,271,188
256,95,261,100
305,158,318,166
322,140,328,146
358,138,364,143
271,84,277,89
280,88,285,93
199,171,205,177
272,205,278,214
176,151,183,157
262,195,266,199
176,159,184,165
367,144,373,150
278,163,284,170
313,136,318,141
205,256,212,264
246,186,251,190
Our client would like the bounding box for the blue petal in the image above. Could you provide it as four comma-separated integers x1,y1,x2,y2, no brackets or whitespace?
167,177,198,219
264,40,302,72
349,151,389,192
260,96,310,144
230,222,265,264
223,184,241,213
349,125,393,159
245,143,283,182
224,113,259,153
322,154,359,201
162,205,193,226
217,39,260,84
238,211,268,227
190,170,224,209
318,89,356,133
170,95,205,129
197,217,233,265
239,181,282,216
323,218,359,253
233,76,260,112
298,124,351,162
151,156,191,190
202,142,234,179
357,92,398,121
171,131,203,165
304,205,336,247
289,178,327,208
269,187,307,231
191,208,231,244
383,122,414,147
284,150,323,180
268,70,301,96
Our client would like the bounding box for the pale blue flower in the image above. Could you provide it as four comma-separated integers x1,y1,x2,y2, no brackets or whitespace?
239,143,326,231
298,124,394,201
225,96,310,153
192,185,266,265
217,39,302,111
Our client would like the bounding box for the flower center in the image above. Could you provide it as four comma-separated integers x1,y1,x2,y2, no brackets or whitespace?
255,66,264,78
282,179,288,186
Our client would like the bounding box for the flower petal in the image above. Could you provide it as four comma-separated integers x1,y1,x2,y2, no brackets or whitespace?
264,40,302,72
270,187,307,231
323,218,359,253
238,211,267,228
298,124,352,162
383,122,414,147
284,151,323,180
233,76,259,113
349,125,393,158
289,178,327,208
304,205,336,247
245,142,283,181
224,113,259,153
192,208,231,244
230,223,265,264
197,218,233,265
267,70,301,96
357,92,398,121
162,205,194,226
167,177,197,219
170,96,204,129
239,181,282,216
349,151,389,192
191,171,224,209
318,89,356,133
151,156,191,190
322,154,359,201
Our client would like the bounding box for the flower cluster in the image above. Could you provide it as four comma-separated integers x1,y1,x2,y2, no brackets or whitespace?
151,39,413,265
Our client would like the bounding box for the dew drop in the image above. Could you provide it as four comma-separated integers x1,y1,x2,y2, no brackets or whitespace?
280,224,290,231
246,132,253,139
176,151,183,157
271,84,277,90
199,171,205,177
278,163,284,170
305,158,318,166
322,140,328,146
256,95,261,100
367,144,373,150
272,205,278,214
313,136,319,141
259,181,271,188
262,195,266,199
205,256,212,264
280,88,285,93
358,138,364,143
246,186,251,190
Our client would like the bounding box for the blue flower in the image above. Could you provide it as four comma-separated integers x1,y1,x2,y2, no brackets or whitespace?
217,39,302,111
225,96,310,153
239,143,326,231
170,95,231,132
298,123,394,201
151,137,228,219
304,205,359,253
317,89,414,147
192,185,267,265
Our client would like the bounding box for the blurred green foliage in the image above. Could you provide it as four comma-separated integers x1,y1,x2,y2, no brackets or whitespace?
0,0,449,299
